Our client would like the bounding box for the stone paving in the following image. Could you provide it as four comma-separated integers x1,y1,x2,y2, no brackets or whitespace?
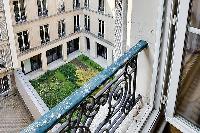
0,94,33,133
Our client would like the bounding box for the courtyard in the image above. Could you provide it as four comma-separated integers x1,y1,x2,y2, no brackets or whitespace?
30,55,103,108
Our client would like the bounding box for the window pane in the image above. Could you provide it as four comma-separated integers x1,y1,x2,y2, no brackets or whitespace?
190,0,200,28
176,31,200,127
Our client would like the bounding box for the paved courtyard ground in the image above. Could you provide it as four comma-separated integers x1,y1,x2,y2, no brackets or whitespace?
0,94,33,133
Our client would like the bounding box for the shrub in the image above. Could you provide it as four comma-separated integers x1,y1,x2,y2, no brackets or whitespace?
31,55,103,109
77,55,103,71
59,63,78,83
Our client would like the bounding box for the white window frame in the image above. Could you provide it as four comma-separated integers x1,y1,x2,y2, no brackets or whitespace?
13,0,26,22
58,19,65,37
164,0,200,132
128,0,200,132
57,0,65,13
37,0,48,16
0,75,11,97
73,0,80,9
84,15,90,31
84,0,89,8
17,30,29,51
99,19,104,37
40,24,50,43
98,0,104,12
74,15,80,32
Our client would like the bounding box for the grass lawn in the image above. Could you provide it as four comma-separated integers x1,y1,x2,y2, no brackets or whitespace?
30,55,103,108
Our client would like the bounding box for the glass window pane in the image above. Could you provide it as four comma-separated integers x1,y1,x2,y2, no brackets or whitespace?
176,31,200,127
190,0,200,28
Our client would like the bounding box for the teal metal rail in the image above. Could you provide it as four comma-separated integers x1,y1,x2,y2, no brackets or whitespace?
21,40,148,133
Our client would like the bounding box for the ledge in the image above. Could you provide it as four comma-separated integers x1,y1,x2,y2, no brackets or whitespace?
13,7,114,27
17,30,114,58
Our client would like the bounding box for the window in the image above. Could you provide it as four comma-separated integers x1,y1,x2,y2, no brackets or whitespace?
175,0,200,127
13,0,26,23
163,0,200,132
40,24,50,44
46,45,62,64
97,43,107,59
84,15,90,31
37,0,48,17
17,30,29,52
0,29,2,41
58,20,66,38
58,0,65,13
67,38,79,54
74,15,80,32
84,0,89,8
86,37,90,50
98,20,104,38
73,0,80,9
21,54,42,74
0,76,9,94
98,0,104,12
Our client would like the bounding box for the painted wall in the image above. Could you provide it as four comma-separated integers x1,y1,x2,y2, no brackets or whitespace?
5,0,115,72
127,0,160,103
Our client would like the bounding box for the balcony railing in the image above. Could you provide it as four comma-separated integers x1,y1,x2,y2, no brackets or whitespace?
74,26,80,32
98,32,104,38
85,26,90,32
38,9,48,17
58,5,65,13
98,6,104,12
21,40,148,133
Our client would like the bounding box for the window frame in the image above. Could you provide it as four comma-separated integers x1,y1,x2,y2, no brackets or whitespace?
84,0,89,8
37,0,48,17
0,75,10,96
98,19,104,38
17,30,30,52
40,24,50,44
58,0,65,13
84,15,90,31
13,0,27,23
164,0,200,132
74,15,80,32
58,19,66,38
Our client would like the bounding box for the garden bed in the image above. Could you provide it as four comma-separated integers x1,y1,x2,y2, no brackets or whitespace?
30,55,103,108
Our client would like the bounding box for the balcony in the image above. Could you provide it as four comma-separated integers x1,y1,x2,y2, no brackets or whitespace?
74,26,80,32
85,26,90,32
98,32,104,38
58,31,66,38
98,6,104,13
14,13,27,23
21,40,148,133
38,9,48,17
58,5,65,13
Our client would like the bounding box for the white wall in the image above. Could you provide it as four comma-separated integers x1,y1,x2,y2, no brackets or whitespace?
14,70,49,119
127,0,160,102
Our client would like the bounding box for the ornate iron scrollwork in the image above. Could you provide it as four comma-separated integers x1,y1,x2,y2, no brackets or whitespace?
58,55,142,133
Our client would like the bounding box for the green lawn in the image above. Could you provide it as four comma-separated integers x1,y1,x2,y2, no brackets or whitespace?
30,55,103,108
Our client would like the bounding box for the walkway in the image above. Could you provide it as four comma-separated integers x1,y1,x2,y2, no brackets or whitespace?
0,94,33,133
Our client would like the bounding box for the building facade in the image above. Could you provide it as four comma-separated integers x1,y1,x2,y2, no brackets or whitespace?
0,0,15,99
3,0,115,77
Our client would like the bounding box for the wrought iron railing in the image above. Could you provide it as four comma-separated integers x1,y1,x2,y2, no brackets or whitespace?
21,40,148,133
